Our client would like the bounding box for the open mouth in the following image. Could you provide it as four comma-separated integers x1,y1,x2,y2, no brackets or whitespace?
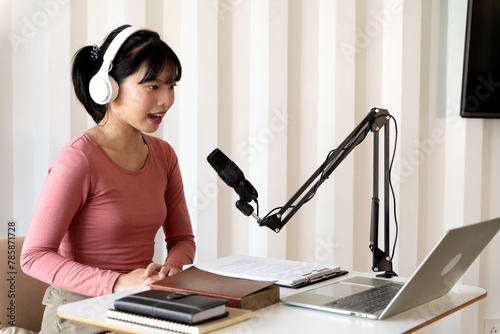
148,113,165,123
148,113,164,121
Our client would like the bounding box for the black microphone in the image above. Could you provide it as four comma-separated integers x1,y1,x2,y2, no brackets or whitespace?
207,148,258,203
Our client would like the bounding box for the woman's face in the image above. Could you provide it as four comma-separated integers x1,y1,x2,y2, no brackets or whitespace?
108,64,176,134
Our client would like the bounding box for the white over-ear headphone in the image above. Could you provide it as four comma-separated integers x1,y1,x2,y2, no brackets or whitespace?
89,26,144,105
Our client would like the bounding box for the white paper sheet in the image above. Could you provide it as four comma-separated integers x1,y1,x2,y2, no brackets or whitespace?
187,255,341,287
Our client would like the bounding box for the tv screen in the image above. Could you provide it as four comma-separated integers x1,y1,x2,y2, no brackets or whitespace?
461,0,500,118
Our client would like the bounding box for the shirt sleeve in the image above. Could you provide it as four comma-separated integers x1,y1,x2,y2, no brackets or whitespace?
160,145,196,270
20,146,121,297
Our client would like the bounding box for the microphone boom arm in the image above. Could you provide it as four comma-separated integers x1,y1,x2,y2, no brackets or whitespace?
253,107,396,277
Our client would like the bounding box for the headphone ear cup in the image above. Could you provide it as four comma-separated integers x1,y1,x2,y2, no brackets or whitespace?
89,73,111,105
89,73,119,105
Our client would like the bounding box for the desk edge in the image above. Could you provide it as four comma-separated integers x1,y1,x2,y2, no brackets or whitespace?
401,291,487,334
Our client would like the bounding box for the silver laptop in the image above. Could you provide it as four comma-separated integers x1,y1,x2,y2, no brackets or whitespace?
281,217,500,319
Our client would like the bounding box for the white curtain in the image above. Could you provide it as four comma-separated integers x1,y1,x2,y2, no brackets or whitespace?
1,1,499,333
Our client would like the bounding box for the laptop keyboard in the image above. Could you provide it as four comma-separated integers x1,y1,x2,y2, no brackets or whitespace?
325,282,403,314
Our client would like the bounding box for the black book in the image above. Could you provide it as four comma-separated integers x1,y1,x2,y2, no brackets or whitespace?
113,290,228,325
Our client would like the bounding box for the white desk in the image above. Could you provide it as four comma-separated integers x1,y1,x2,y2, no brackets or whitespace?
57,271,486,334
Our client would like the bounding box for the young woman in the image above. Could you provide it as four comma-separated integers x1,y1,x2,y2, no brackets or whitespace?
21,24,196,333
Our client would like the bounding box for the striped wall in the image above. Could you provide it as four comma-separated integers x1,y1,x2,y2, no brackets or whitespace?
1,1,499,333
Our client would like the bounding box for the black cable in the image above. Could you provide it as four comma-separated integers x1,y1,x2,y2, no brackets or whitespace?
254,199,260,217
387,116,399,261
262,205,285,220
302,149,336,204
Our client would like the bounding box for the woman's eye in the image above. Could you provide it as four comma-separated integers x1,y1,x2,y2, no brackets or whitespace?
148,85,159,90
169,84,177,90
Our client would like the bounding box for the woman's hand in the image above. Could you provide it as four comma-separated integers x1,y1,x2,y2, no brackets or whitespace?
112,262,180,293
144,262,179,279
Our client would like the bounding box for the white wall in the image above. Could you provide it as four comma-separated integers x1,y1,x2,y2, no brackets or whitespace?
1,1,499,333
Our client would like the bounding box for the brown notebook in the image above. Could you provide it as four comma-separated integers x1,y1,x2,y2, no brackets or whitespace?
151,266,279,311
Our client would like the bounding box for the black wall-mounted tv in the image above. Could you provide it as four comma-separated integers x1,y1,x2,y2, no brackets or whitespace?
461,0,500,118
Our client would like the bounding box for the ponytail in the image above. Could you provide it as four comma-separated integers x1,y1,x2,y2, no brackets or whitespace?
71,45,107,124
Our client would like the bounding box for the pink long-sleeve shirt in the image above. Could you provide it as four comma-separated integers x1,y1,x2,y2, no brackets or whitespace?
21,132,196,297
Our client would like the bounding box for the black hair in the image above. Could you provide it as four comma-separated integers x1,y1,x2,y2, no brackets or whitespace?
71,24,182,124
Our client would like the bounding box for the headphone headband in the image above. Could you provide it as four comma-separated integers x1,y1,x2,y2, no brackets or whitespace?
89,26,145,105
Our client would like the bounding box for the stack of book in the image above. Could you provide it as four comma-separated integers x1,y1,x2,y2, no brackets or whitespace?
107,289,251,334
151,266,280,311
